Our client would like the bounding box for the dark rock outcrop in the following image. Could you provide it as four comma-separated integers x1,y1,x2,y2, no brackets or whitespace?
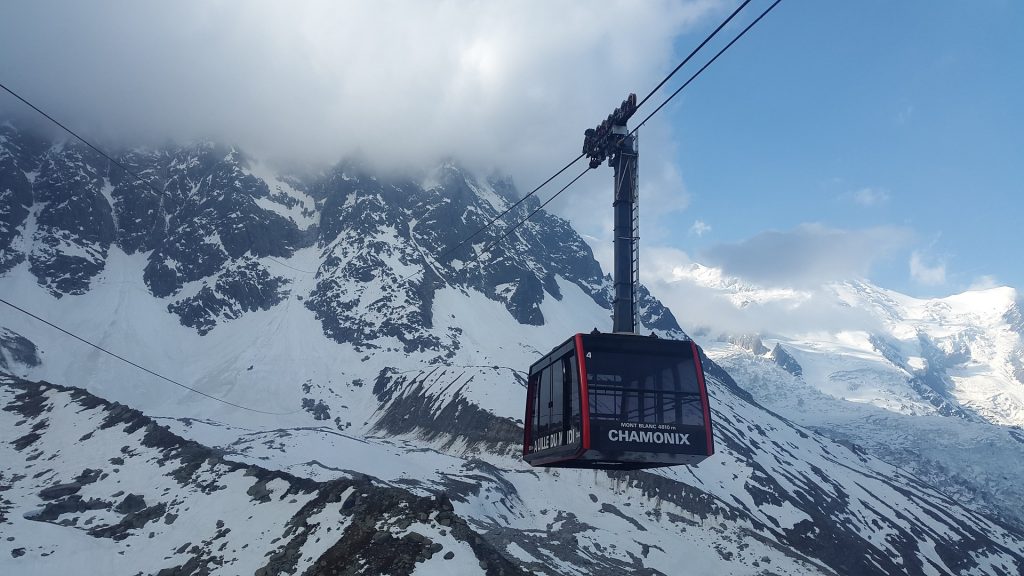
769,343,802,377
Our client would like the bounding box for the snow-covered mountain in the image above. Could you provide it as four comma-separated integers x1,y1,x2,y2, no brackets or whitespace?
671,263,1024,426
2,122,1024,575
664,263,1024,528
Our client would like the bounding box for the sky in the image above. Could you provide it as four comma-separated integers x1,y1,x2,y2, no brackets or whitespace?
660,0,1024,300
2,1,1022,335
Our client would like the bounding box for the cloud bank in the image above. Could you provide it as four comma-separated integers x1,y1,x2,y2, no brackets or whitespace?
641,258,882,338
909,251,947,286
637,224,921,336
0,1,715,180
700,223,913,287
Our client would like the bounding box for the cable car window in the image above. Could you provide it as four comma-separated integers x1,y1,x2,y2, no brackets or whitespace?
660,394,677,424
618,376,637,420
591,388,620,418
641,392,658,423
527,351,584,454
676,358,700,394
587,350,703,426
681,397,704,424
565,354,580,444
660,368,675,392
538,365,552,437
567,354,580,427
529,371,541,445
551,356,564,441
532,371,539,435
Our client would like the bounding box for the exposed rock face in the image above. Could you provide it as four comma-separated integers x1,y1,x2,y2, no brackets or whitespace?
729,334,768,356
0,126,682,353
1006,301,1024,334
769,343,802,377
301,161,651,355
867,332,971,418
0,134,301,322
28,144,116,296
167,258,290,335
0,328,40,371
142,146,308,299
0,125,37,275
1,376,526,575
372,367,523,455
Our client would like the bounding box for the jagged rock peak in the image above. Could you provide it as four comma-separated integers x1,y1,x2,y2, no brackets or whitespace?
0,120,683,349
0,327,40,371
729,333,768,355
769,343,802,377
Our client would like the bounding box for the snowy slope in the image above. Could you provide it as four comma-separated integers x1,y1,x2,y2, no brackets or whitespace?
711,343,1024,528
0,376,523,576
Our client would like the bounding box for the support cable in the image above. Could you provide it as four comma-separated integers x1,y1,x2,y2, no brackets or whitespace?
1,0,783,299
461,0,784,262
475,166,592,261
0,297,299,415
396,2,761,282
631,0,783,135
0,81,314,277
422,1,756,274
394,153,586,283
634,0,754,110
1,82,167,198
0,0,780,412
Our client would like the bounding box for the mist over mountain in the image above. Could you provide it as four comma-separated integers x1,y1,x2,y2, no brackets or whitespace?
0,2,709,192
2,123,1024,575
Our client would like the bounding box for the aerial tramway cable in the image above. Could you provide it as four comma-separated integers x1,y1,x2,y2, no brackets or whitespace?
459,0,784,268
396,0,766,282
632,0,783,135
0,82,312,275
0,84,305,414
477,167,592,259
634,0,754,110
1,0,778,279
0,298,299,415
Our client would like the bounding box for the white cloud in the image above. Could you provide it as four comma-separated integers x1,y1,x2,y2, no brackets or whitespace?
909,251,946,285
968,275,1000,290
689,220,711,237
640,251,883,337
700,223,913,287
0,0,716,181
848,187,890,207
1,0,724,255
640,246,693,284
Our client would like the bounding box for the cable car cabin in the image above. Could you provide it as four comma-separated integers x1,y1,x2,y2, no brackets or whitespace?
523,333,714,470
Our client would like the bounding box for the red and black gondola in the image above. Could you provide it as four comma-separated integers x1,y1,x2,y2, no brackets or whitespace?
522,94,714,470
522,332,714,470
